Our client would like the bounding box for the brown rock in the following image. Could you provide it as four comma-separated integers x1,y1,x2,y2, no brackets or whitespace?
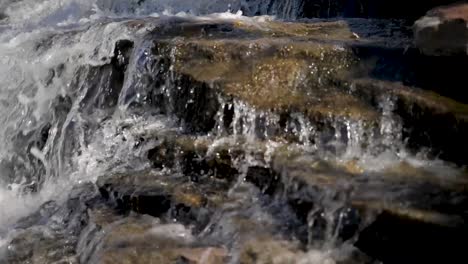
414,3,468,55
239,236,338,264
81,212,228,264
429,3,468,21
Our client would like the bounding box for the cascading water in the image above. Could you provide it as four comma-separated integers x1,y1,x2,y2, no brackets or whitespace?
0,0,467,263
0,0,301,238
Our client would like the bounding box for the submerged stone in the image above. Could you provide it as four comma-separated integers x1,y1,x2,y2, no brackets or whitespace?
79,212,228,264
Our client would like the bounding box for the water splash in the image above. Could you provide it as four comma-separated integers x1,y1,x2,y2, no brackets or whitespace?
1,0,303,30
0,18,158,238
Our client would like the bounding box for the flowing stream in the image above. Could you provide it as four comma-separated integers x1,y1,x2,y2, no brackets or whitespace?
0,1,467,263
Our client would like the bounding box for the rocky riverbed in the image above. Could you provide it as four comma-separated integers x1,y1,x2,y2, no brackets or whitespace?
0,1,467,264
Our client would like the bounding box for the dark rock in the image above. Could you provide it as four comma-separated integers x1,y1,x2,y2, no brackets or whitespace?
13,200,59,229
270,147,468,247
245,166,278,195
414,3,468,56
302,0,346,18
205,148,239,182
76,39,134,113
180,150,209,181
97,172,173,217
4,228,79,264
147,138,177,169
356,211,468,263
239,237,310,264
347,79,468,165
146,133,243,182
351,45,468,103
96,170,228,231
301,0,462,20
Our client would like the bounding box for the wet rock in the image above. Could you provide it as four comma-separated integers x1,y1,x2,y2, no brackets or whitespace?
245,166,278,195
205,150,239,182
166,38,376,123
350,31,468,104
97,171,175,217
271,152,361,243
147,137,177,169
87,17,468,264
237,236,363,264
97,171,171,216
143,18,468,165
12,201,59,230
146,134,268,182
356,211,468,263
148,19,382,135
414,3,468,56
146,133,279,195
268,146,468,245
3,228,79,264
145,132,211,172
347,79,468,165
74,39,134,113
2,183,98,264
68,19,441,164
144,130,468,228
146,135,235,181
239,237,308,264
78,212,228,264
96,170,228,230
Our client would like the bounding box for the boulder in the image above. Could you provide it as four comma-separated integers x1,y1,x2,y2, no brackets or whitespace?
414,3,468,56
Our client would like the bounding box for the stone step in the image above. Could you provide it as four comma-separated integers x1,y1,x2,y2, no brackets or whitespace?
143,18,468,164
143,131,468,226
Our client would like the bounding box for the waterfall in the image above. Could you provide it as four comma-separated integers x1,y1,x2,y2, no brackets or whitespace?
0,0,466,263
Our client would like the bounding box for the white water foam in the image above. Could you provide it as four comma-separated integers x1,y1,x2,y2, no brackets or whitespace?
0,0,286,240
